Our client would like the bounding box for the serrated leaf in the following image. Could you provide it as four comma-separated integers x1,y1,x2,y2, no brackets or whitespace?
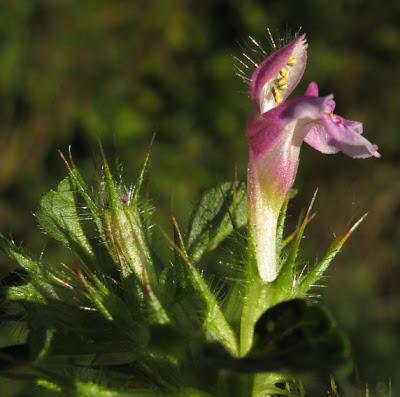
187,182,247,263
36,178,94,263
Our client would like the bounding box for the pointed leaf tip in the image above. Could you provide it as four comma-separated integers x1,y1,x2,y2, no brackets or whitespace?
133,133,156,202
187,181,247,263
341,213,368,244
306,188,318,220
275,190,319,289
297,213,368,296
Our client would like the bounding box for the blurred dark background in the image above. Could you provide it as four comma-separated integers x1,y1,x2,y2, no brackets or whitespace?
0,0,399,395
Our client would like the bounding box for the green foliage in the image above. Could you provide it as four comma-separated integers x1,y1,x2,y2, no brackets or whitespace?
36,177,94,263
187,181,247,263
164,217,238,356
0,153,358,396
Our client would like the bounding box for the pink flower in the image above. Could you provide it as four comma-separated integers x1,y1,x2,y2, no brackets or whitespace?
246,35,380,282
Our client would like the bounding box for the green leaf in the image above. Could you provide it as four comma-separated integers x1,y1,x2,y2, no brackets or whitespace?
3,284,44,303
36,177,94,263
168,218,239,357
0,234,57,303
0,234,42,277
60,151,103,234
209,299,350,374
252,373,293,397
187,182,247,263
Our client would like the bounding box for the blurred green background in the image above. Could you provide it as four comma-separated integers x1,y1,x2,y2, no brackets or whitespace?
0,0,399,395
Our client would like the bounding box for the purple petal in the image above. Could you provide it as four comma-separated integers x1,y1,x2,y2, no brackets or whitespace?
303,83,340,154
305,81,336,111
303,123,340,154
250,35,308,113
302,82,380,158
304,81,319,96
321,115,381,158
304,117,380,158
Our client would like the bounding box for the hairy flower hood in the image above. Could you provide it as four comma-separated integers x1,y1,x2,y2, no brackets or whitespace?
246,34,380,282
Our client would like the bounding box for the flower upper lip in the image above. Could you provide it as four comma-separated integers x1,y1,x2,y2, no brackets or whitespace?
250,34,308,114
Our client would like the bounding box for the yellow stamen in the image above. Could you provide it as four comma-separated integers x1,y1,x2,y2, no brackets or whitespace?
272,87,281,103
278,77,287,88
279,68,287,78
287,56,297,66
279,84,288,90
